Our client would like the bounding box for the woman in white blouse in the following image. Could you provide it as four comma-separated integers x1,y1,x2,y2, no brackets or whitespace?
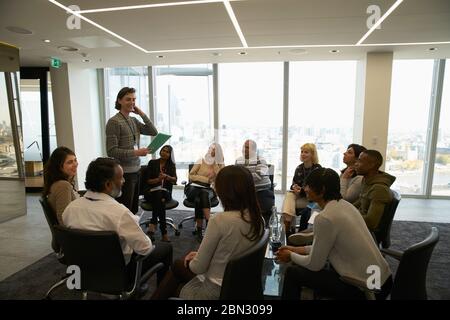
340,144,366,203
151,165,265,300
276,167,392,300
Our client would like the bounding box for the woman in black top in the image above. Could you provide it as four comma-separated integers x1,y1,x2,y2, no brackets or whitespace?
282,143,321,233
144,145,177,242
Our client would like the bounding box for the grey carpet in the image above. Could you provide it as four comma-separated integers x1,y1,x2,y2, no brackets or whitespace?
0,210,448,300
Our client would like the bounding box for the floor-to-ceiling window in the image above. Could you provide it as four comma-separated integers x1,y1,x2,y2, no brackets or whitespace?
387,60,434,195
0,72,19,178
432,59,450,196
287,61,357,189
153,64,214,181
219,62,284,189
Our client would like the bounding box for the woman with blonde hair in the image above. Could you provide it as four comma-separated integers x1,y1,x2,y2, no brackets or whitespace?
282,143,321,233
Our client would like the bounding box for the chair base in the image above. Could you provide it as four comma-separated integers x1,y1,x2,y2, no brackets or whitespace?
44,275,69,300
141,217,181,236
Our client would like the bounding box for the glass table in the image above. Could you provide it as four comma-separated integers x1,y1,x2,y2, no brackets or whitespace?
262,224,287,299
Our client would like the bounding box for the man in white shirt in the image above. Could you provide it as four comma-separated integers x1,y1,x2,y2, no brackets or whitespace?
63,157,172,286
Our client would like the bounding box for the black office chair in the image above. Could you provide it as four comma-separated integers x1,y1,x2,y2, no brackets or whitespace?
372,189,401,249
258,164,275,227
178,163,220,229
138,166,180,236
54,225,164,300
341,226,440,300
39,197,69,299
220,229,269,300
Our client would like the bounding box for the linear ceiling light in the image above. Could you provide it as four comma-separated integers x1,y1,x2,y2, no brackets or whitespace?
146,41,450,54
77,0,241,14
356,0,403,45
223,0,248,47
48,0,149,53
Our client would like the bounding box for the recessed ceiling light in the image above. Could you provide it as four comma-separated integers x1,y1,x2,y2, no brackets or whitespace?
212,52,222,56
330,49,339,53
238,51,247,55
156,55,164,58
58,46,79,52
429,47,437,51
82,59,90,63
43,39,51,43
5,26,33,35
289,48,308,55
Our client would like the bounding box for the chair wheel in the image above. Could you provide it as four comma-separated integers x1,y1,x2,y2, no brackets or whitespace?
175,230,180,236
178,224,183,229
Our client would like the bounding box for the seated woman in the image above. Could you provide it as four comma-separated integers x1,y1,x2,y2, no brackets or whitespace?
151,165,265,300
185,143,225,240
282,143,321,233
235,139,274,225
340,143,366,203
276,168,392,300
43,146,79,225
143,145,177,242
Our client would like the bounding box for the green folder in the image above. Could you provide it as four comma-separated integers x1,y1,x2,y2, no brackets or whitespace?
147,133,171,154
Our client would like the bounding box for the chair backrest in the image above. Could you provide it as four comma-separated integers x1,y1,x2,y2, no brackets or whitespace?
267,164,275,191
391,227,439,300
54,225,129,294
373,189,401,248
39,197,61,255
220,229,270,300
138,165,148,197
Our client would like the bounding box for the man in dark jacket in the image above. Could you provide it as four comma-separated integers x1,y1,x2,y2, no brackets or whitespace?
354,150,396,231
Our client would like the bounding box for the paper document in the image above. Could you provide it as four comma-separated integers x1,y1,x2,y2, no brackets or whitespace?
147,133,171,154
190,182,210,189
308,210,321,225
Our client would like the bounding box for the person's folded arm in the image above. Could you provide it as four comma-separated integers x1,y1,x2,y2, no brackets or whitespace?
362,186,391,231
189,163,210,184
290,215,336,271
134,115,158,136
188,217,221,274
117,211,153,256
106,120,135,161
53,181,75,225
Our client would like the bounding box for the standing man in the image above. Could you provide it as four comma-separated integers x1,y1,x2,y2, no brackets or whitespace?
106,87,158,214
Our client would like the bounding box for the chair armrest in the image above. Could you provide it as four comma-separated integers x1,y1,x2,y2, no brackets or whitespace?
340,276,379,300
340,276,369,291
380,248,403,261
140,262,164,283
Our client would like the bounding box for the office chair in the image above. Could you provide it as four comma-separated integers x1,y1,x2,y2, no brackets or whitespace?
341,226,440,300
54,225,164,300
178,163,220,229
39,197,69,299
372,189,401,249
220,229,269,300
138,166,180,236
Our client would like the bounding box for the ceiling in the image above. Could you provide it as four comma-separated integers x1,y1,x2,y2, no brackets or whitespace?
0,0,450,68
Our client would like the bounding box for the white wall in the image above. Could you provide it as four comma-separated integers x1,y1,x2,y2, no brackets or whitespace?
50,64,103,189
